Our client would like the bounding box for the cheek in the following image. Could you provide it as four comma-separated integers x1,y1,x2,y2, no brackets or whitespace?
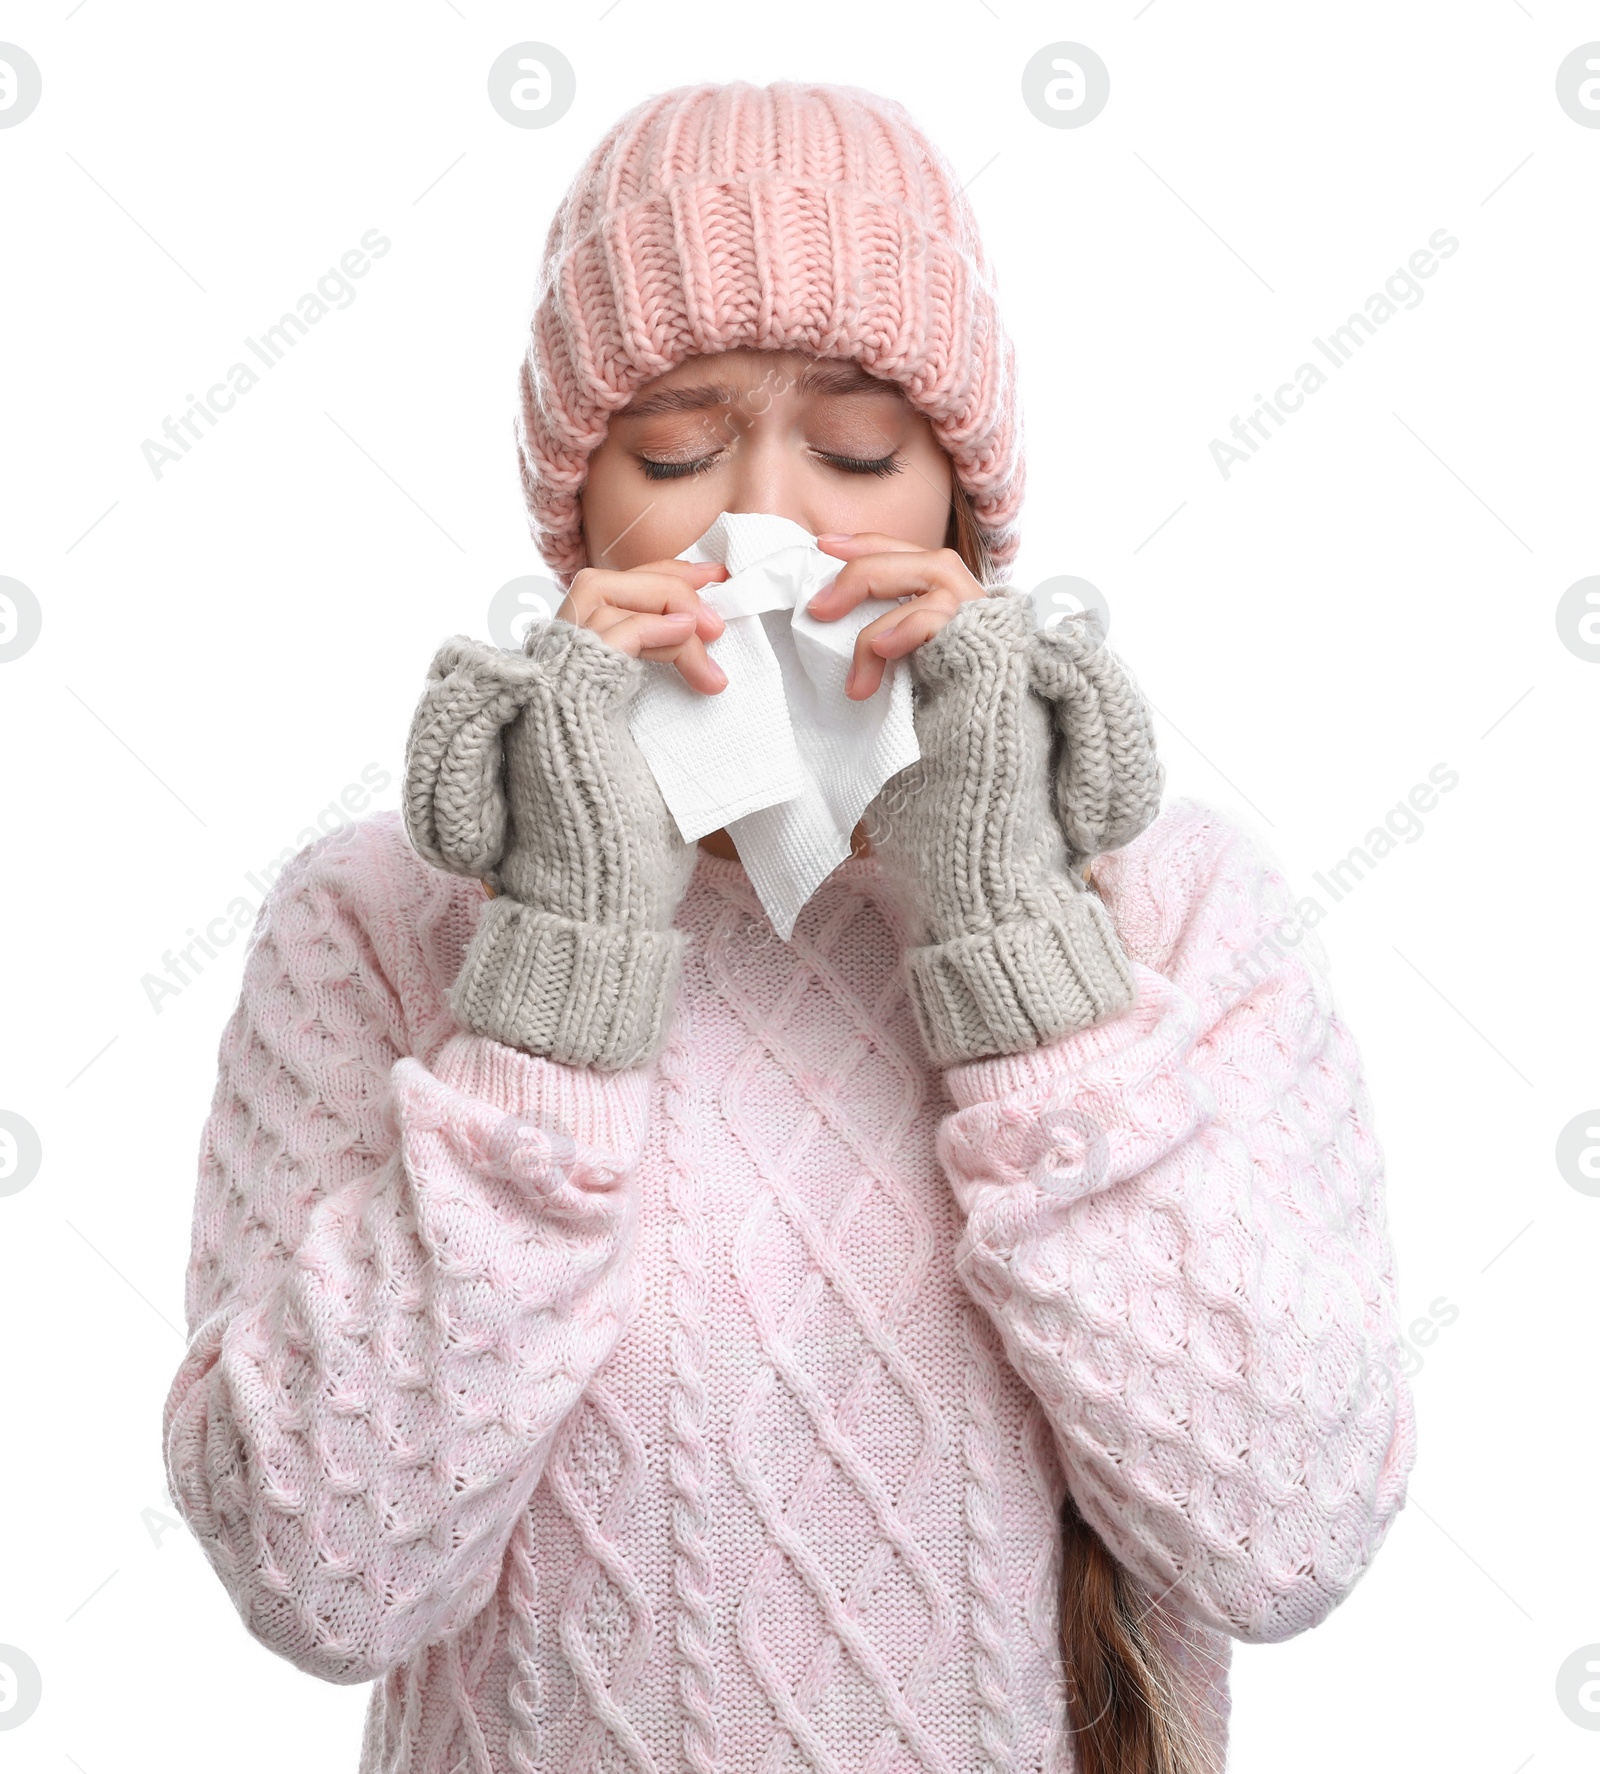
579,446,723,571
830,444,951,546
580,444,633,519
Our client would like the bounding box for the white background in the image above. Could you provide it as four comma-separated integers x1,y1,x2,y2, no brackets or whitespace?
2,2,1597,1769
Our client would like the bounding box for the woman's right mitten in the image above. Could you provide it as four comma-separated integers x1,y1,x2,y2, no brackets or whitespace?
403,617,698,1071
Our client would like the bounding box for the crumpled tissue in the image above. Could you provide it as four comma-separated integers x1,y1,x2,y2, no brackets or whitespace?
625,510,920,941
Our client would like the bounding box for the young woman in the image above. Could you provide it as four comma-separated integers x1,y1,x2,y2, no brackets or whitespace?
163,81,1417,1774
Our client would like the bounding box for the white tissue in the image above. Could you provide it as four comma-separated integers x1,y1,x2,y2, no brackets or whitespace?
625,511,920,941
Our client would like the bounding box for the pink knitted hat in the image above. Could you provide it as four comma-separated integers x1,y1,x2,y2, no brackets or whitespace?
517,80,1026,587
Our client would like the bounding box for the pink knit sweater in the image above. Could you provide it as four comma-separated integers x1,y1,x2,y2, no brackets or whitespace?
162,796,1416,1773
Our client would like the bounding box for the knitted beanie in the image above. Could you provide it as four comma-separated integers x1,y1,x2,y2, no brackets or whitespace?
517,80,1026,587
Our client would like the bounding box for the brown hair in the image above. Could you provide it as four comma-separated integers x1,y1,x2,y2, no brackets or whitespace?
944,475,1215,1774
943,474,998,587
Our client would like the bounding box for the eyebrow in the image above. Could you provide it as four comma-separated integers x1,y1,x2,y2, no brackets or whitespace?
615,357,901,419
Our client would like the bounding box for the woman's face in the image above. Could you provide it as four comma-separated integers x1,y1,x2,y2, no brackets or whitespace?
578,348,953,568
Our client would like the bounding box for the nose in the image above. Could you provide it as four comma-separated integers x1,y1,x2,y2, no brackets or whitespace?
717,420,818,536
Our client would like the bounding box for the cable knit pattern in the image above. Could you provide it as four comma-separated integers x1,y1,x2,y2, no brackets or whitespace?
938,806,1418,1643
163,796,1415,1772
517,80,1026,586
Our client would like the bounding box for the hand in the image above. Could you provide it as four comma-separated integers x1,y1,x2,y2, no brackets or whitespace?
1026,612,1167,866
808,534,988,699
863,592,1137,1066
403,620,699,1069
557,558,731,694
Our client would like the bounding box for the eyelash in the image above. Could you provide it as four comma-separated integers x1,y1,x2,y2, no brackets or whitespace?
823,449,905,478
637,455,717,482
637,448,905,481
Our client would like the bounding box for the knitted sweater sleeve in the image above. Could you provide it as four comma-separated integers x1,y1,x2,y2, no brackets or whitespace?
161,820,651,1684
933,797,1417,1644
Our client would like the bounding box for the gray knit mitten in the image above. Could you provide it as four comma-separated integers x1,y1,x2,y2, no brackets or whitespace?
402,618,697,1071
866,591,1152,1068
1026,603,1165,867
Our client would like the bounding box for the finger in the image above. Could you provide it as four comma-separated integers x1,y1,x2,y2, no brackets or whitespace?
638,556,732,581
807,544,976,620
811,534,926,619
843,603,951,700
559,572,689,629
833,585,962,701
567,560,730,645
631,558,731,643
589,604,701,657
590,607,728,695
815,531,924,556
660,630,728,695
562,561,728,639
615,556,732,597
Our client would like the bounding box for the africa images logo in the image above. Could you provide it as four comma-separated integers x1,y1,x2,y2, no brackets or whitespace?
1209,228,1459,479
140,229,391,478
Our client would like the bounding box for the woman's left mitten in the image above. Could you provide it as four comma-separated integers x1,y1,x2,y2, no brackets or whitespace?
1026,604,1165,865
867,591,1136,1068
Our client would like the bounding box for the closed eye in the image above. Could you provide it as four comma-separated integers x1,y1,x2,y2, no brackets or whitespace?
636,446,906,481
637,453,721,481
812,448,905,477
